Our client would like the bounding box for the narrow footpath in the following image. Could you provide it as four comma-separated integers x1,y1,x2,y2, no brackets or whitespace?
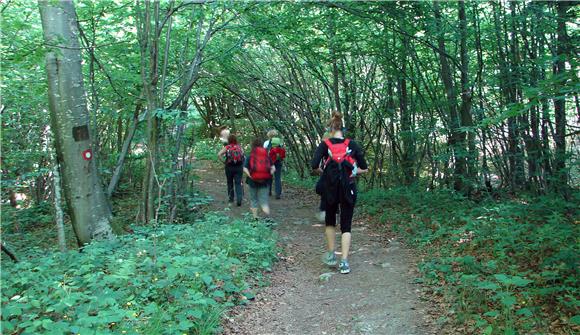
195,161,444,335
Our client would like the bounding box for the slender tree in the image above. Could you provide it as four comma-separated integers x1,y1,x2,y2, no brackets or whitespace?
553,1,570,196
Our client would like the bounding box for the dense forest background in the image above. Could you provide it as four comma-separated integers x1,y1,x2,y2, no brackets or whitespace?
1,1,578,334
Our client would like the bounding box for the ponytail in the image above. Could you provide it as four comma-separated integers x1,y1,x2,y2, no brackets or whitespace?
327,111,343,132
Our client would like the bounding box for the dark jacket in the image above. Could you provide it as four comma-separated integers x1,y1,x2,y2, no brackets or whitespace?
311,138,368,205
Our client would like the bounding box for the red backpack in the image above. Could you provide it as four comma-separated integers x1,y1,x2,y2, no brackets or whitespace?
225,144,244,164
324,138,357,176
249,147,271,182
269,146,286,163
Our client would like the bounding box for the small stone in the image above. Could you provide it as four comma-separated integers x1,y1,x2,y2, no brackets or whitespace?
319,272,334,282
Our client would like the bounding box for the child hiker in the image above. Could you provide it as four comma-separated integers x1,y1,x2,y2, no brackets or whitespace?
218,134,244,206
244,138,276,219
311,112,368,274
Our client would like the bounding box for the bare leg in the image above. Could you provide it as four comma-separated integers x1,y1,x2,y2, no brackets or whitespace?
341,232,351,260
250,207,259,219
325,226,336,252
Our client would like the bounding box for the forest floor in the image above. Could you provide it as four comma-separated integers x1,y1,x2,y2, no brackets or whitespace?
195,161,447,335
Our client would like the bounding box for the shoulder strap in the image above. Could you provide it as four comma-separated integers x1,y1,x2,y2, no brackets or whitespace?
324,138,333,148
250,149,256,172
344,138,350,146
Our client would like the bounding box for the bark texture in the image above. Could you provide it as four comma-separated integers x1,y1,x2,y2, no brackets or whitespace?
39,0,114,246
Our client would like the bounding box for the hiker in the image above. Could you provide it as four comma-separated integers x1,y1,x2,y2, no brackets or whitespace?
311,112,368,274
217,134,244,206
244,138,276,219
264,130,285,199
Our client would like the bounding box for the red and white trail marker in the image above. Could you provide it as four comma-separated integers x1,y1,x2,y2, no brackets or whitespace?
82,149,93,161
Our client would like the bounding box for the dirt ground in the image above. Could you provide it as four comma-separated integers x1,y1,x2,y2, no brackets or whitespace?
195,163,446,335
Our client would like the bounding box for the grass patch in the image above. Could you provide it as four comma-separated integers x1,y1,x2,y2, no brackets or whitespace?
359,187,579,334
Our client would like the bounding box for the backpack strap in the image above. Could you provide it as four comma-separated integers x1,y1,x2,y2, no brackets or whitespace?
323,138,333,148
324,138,349,148
250,148,256,173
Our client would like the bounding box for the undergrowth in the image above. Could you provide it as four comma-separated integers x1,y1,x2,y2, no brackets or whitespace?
359,187,579,334
1,213,278,334
193,139,222,162
284,169,318,189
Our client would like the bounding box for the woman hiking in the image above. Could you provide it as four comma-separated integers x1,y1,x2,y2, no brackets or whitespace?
264,130,285,199
218,134,244,206
244,138,276,219
311,112,368,274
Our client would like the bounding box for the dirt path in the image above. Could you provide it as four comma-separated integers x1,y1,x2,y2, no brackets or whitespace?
196,162,441,335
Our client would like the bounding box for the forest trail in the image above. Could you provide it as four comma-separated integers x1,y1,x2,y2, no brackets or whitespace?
195,161,441,335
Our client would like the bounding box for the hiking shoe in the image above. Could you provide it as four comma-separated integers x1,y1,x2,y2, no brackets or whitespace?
339,259,351,274
275,195,281,200
322,251,337,266
236,201,242,207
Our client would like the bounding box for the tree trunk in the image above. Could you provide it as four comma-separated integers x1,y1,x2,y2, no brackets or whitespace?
136,0,160,224
52,151,67,252
399,36,415,185
39,0,114,246
553,1,569,196
107,100,142,197
328,13,342,116
433,2,465,192
458,0,475,192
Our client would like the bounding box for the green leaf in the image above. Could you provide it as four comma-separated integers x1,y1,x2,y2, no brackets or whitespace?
4,306,22,317
510,276,533,287
476,281,499,290
498,293,517,308
177,318,194,331
201,274,213,286
212,290,225,298
41,319,54,330
570,315,580,326
494,274,511,285
187,309,203,319
516,308,533,317
483,310,499,318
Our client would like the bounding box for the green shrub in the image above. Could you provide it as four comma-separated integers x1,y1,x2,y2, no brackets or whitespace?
360,187,580,334
194,139,221,162
1,213,278,334
284,169,318,189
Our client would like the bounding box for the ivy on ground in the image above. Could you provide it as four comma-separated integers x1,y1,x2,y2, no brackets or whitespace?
1,213,278,335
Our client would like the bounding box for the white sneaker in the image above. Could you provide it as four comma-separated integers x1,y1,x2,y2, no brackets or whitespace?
315,211,326,222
